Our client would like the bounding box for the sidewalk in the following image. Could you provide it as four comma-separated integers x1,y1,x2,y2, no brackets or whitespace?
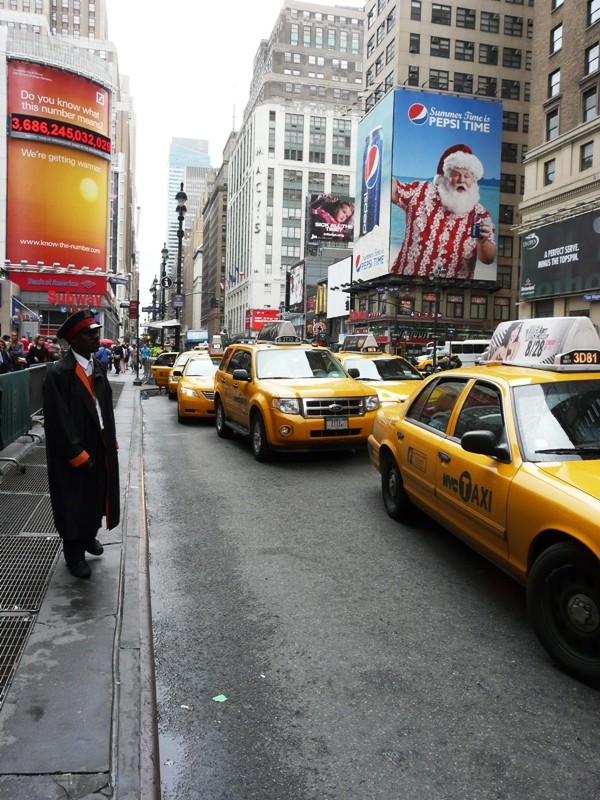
0,373,159,799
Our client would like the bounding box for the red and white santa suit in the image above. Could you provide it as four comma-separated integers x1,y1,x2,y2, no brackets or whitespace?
390,145,494,280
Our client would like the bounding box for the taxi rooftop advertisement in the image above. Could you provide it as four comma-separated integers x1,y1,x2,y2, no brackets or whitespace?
353,88,503,284
520,210,600,300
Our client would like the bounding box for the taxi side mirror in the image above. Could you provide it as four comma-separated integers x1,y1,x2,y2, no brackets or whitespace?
347,367,360,378
172,369,183,377
461,430,511,463
232,368,251,381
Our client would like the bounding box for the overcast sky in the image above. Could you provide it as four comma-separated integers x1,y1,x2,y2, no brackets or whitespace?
104,0,363,299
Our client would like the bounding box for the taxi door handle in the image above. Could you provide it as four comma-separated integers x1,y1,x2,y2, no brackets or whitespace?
438,451,451,463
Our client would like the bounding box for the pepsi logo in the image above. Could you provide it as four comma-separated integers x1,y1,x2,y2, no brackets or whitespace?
355,255,362,271
364,145,380,187
408,103,428,125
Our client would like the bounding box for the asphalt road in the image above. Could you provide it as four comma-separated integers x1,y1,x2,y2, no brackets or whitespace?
142,394,600,800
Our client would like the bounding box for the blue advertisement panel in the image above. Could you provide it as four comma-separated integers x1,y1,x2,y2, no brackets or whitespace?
354,88,503,283
520,211,600,300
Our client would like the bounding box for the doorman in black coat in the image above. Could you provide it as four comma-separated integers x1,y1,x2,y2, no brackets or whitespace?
43,309,120,578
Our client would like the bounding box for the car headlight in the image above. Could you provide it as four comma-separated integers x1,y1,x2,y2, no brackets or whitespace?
180,388,200,398
272,398,301,414
365,395,380,412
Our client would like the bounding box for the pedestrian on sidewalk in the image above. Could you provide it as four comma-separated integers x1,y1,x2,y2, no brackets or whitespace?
42,309,120,579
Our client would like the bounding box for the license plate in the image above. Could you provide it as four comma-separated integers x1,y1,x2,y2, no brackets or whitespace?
325,416,348,431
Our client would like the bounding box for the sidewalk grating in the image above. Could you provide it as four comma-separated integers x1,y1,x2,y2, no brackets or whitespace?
21,445,47,466
0,536,62,611
23,497,57,535
0,496,42,536
0,464,49,494
0,615,34,704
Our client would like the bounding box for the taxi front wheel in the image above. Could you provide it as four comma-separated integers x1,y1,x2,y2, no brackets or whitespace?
527,543,600,686
381,453,410,521
215,399,233,439
251,412,271,462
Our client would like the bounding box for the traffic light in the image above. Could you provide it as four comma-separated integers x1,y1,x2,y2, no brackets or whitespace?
210,297,219,308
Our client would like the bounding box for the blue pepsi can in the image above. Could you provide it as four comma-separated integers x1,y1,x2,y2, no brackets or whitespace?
360,126,383,236
470,212,482,239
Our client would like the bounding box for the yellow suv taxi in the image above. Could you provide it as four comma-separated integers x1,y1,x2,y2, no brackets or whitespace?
337,334,423,405
214,321,380,461
368,317,600,686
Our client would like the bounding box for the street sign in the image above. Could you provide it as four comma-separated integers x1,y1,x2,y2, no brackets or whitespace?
129,299,139,319
142,306,160,313
119,302,130,308
172,293,184,309
160,276,173,289
109,276,130,286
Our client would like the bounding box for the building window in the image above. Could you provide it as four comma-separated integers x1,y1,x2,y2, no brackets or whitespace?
479,43,498,65
480,11,499,33
503,48,522,69
479,75,498,96
470,296,487,320
544,159,556,185
447,295,464,318
429,69,449,90
407,66,419,86
455,40,474,61
411,1,421,21
503,111,519,131
589,0,600,26
432,3,451,24
290,23,299,45
546,108,559,140
386,40,395,63
500,204,514,224
410,32,420,54
583,87,598,121
502,79,520,100
585,42,600,74
501,141,518,162
581,141,594,170
504,15,523,36
431,36,450,57
456,7,476,28
496,264,513,291
552,0,564,8
497,236,514,259
500,173,517,193
377,23,385,45
386,7,396,31
550,24,563,53
522,113,529,133
548,69,560,97
493,297,511,323
453,72,473,93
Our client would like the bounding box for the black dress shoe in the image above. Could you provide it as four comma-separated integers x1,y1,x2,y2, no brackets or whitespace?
85,539,104,556
67,560,91,579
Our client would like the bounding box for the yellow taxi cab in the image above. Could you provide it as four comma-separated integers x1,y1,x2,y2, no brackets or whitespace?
214,320,380,461
176,355,218,423
167,350,202,399
150,351,179,391
337,334,423,406
368,316,600,685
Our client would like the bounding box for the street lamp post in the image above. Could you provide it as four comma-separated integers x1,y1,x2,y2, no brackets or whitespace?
150,276,158,322
431,266,448,371
160,244,169,347
174,183,187,352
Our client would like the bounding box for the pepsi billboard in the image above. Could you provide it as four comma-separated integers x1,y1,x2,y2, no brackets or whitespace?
354,88,503,283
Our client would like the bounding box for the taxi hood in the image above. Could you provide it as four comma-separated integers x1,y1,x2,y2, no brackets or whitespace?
536,460,600,501
259,376,374,398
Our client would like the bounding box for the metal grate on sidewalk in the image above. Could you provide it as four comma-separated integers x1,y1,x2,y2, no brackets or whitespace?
0,536,62,611
0,615,34,704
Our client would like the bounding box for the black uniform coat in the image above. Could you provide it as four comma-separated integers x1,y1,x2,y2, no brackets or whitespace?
43,350,120,540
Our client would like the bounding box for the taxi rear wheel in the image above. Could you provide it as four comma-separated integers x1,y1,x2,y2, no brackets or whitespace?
215,398,233,438
251,412,271,462
527,543,600,686
381,452,409,521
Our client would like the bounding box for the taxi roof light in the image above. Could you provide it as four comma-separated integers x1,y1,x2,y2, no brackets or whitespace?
341,333,380,353
256,320,302,344
482,317,600,372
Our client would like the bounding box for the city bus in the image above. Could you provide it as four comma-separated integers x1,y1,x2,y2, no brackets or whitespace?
417,339,491,369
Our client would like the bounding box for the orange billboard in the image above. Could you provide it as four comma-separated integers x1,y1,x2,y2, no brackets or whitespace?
6,60,111,270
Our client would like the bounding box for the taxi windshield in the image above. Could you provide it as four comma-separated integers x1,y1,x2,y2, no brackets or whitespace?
185,359,217,377
513,381,600,461
342,356,422,382
256,349,346,379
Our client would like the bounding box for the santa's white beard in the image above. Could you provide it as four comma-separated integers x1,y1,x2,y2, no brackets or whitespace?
436,177,480,216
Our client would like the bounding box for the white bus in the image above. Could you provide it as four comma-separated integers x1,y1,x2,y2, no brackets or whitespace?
419,339,491,367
